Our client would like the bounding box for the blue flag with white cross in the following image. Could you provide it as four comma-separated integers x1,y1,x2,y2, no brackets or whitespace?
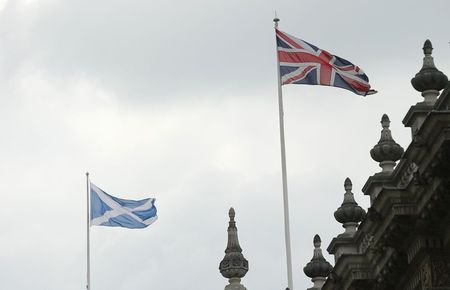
90,183,157,229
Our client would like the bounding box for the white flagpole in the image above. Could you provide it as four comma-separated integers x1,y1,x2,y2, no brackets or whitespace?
86,172,91,290
274,16,294,290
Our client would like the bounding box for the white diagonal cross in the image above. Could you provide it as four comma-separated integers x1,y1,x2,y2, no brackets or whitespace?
90,184,154,226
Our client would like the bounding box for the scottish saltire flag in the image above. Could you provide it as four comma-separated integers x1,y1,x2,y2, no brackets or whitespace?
276,29,375,96
90,183,157,229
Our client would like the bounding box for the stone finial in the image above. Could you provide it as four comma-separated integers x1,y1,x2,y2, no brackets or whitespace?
411,39,448,104
423,40,433,55
219,208,248,290
334,178,366,235
303,235,333,290
370,114,404,173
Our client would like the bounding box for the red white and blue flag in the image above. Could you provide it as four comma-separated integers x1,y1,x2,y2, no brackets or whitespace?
276,29,375,96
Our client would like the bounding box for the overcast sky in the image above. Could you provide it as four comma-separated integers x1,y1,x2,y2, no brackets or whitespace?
1,1,449,290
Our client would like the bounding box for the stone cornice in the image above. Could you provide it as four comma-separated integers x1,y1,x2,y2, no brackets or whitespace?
327,234,358,261
403,115,450,166
322,254,372,290
402,102,434,128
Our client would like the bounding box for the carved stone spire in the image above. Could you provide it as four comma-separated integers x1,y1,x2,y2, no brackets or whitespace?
411,39,448,104
370,114,404,173
219,208,248,290
303,235,333,290
334,178,366,235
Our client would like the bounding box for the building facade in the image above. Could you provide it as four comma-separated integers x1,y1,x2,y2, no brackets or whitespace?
219,39,450,290
321,39,450,290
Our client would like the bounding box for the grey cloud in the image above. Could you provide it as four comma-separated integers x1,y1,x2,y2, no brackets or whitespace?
1,1,450,290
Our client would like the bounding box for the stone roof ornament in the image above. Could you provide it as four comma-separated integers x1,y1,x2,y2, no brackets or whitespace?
219,207,249,290
411,39,448,104
334,178,366,235
370,114,404,173
303,235,333,290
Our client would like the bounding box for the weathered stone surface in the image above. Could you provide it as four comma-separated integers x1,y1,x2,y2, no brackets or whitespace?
334,178,366,235
321,41,450,290
411,40,448,93
303,235,333,280
219,208,248,290
370,114,404,172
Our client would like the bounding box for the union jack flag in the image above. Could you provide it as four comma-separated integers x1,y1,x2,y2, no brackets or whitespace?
276,29,375,96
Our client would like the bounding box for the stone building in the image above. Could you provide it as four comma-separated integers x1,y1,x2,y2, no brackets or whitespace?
218,39,450,290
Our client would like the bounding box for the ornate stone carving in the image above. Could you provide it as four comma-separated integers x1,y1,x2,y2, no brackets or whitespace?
411,40,448,98
304,235,333,290
312,41,450,290
399,162,419,188
360,234,375,254
334,178,366,235
219,208,248,290
416,254,450,289
370,114,404,173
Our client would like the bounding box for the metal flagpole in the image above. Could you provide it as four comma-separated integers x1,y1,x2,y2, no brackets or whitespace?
274,16,294,290
86,172,91,290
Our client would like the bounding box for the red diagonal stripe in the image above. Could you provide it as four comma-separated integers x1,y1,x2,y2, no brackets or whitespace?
278,51,324,64
276,29,303,49
336,65,354,72
341,75,370,93
320,64,332,85
318,50,333,63
283,66,316,85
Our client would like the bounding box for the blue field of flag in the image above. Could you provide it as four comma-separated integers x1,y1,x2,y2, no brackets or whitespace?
90,183,157,229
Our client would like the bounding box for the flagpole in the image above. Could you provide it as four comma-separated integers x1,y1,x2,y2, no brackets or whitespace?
86,172,91,290
274,17,294,290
